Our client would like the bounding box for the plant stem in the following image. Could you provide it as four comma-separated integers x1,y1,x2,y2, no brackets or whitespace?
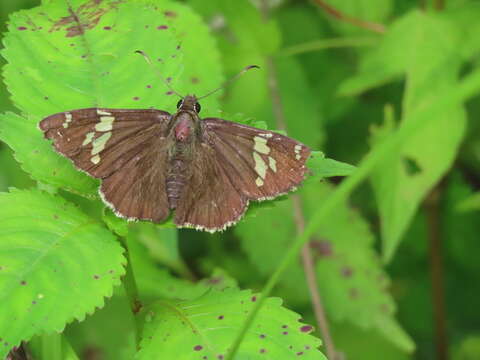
312,0,386,34
225,65,480,360
118,237,143,347
265,56,338,359
434,0,445,11
425,188,448,360
279,37,378,57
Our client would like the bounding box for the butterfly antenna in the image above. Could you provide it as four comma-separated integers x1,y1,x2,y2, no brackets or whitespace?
197,65,260,100
135,50,184,98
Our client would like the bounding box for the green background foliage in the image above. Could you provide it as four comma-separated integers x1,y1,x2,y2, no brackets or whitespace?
0,0,479,359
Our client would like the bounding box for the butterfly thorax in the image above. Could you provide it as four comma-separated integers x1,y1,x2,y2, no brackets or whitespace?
166,97,202,209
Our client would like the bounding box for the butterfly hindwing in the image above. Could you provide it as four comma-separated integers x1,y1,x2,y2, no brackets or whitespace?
100,135,173,222
174,141,247,231
40,108,173,222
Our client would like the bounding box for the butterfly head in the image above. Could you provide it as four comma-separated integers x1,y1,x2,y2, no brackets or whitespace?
177,95,201,114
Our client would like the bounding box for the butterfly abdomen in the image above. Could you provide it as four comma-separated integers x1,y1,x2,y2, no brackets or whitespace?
166,151,189,210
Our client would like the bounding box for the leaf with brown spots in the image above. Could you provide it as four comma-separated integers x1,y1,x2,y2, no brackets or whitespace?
0,189,125,359
137,289,326,360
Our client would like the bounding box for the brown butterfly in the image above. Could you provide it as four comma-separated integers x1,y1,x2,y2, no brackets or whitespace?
39,66,310,232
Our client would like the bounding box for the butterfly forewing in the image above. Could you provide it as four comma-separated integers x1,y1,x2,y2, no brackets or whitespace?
40,108,173,222
39,108,170,178
203,118,310,200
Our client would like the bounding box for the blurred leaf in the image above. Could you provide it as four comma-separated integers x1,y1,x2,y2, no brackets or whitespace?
338,11,461,96
0,189,125,358
28,333,80,360
65,290,136,360
236,182,414,351
129,223,190,278
455,191,480,213
443,173,480,273
127,233,237,301
330,322,411,360
189,0,281,59
447,2,480,60
452,335,480,360
256,56,324,148
136,289,326,360
341,11,466,261
276,3,360,124
189,0,281,121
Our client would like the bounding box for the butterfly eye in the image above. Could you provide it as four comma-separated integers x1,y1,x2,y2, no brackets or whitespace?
176,99,183,109
194,102,201,113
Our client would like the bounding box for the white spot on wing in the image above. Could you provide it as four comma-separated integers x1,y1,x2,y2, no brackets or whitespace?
82,132,95,146
91,132,112,155
95,116,114,132
91,155,100,164
294,144,302,160
268,156,277,172
254,136,270,155
63,112,73,128
256,177,264,187
97,109,111,116
253,152,267,179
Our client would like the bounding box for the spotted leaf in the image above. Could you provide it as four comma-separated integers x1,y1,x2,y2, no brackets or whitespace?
136,289,326,360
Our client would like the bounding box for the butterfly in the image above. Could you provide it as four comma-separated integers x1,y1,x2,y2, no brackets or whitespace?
39,93,310,232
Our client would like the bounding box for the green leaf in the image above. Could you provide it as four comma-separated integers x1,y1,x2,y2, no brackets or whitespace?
189,0,281,59
127,233,237,302
447,2,480,60
306,151,356,181
128,223,190,278
65,290,136,360
453,335,480,360
255,56,325,148
3,0,182,117
136,289,326,360
340,11,466,261
442,173,480,274
28,333,80,360
0,142,35,192
103,208,129,237
455,191,480,213
1,0,223,196
338,11,461,96
0,189,125,358
236,182,414,352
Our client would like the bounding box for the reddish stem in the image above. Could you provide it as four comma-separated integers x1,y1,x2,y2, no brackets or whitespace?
425,188,449,360
313,0,386,34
